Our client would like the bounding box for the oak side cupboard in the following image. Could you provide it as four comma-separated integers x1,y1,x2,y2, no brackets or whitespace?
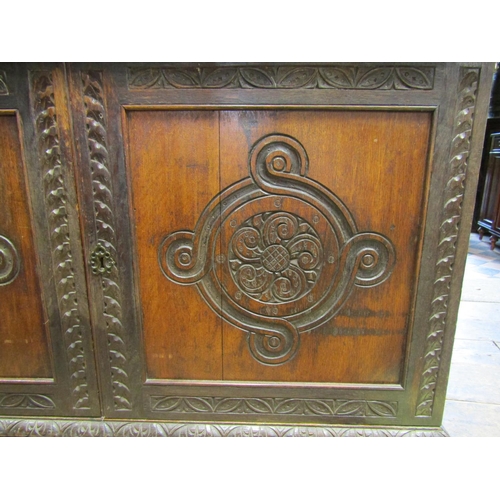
0,63,494,436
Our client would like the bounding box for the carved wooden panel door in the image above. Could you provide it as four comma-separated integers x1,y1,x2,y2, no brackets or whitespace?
152,110,425,383
0,64,100,419
0,63,493,435
62,63,492,431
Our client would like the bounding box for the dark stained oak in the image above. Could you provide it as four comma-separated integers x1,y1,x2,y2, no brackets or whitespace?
0,114,52,378
1,63,492,433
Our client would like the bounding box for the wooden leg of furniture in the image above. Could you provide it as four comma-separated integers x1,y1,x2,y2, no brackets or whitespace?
491,235,499,250
478,227,485,240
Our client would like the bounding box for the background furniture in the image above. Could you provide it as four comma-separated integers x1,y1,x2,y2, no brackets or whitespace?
476,65,500,249
0,63,494,436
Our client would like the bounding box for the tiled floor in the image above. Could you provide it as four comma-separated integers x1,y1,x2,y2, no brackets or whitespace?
443,233,500,436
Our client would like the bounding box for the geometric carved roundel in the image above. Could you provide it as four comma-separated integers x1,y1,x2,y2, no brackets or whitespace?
159,134,396,365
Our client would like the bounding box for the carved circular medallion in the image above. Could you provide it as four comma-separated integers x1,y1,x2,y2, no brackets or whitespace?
0,235,20,286
228,211,323,306
159,133,396,365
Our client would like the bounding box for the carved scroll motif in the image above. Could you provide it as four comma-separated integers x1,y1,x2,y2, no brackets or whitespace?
81,71,131,411
159,134,396,365
0,235,20,285
31,71,89,410
128,66,435,90
415,67,480,417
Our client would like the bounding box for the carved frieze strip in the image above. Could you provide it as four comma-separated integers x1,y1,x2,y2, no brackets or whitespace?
128,65,435,91
0,394,55,410
0,70,8,95
415,67,480,416
150,396,398,418
0,418,448,437
80,71,131,411
30,70,90,410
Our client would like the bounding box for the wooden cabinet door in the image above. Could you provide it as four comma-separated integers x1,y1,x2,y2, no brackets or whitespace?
66,63,493,429
0,64,100,417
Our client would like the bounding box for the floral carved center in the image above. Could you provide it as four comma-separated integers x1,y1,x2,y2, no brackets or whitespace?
228,211,323,304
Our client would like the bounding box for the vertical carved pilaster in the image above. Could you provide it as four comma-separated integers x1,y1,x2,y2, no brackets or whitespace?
81,71,131,411
30,71,90,409
416,67,480,416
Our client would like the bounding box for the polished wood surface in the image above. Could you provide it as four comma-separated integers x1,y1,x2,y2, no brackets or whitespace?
125,108,431,383
219,110,431,382
126,110,223,380
0,114,52,378
0,63,493,432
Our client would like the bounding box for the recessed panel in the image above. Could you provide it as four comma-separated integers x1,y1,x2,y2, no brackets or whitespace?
129,108,431,384
0,114,52,378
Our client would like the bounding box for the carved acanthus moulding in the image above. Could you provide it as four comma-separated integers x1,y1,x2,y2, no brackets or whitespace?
416,67,480,416
81,71,132,411
0,394,55,410
128,65,435,91
0,418,448,437
30,70,90,410
150,396,398,417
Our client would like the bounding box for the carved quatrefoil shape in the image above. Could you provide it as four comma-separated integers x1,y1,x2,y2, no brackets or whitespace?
159,134,396,365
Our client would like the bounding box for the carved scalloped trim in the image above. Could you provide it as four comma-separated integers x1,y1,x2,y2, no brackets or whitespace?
0,70,8,95
150,396,398,418
30,70,90,410
415,67,480,416
0,393,55,409
127,66,435,91
0,418,448,437
81,70,131,411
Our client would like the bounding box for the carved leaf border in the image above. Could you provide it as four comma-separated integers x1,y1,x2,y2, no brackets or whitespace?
0,393,55,409
128,66,435,91
415,67,480,416
0,418,447,437
0,70,8,95
30,71,90,410
150,396,398,418
81,70,132,411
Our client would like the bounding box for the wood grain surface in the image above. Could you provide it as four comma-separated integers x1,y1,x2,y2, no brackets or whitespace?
126,108,431,383
0,114,52,378
219,110,431,383
126,110,223,380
